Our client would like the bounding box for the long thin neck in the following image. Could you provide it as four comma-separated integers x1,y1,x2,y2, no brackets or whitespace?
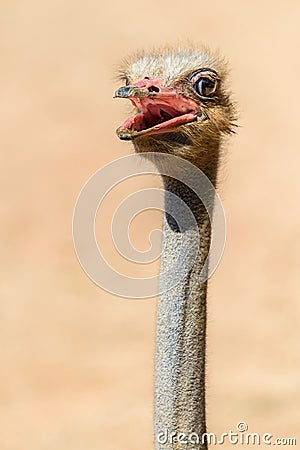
154,167,217,450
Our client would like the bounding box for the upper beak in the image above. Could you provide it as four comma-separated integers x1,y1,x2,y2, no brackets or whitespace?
114,85,151,98
114,78,173,99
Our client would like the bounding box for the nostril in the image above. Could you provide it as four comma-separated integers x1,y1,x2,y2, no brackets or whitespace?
148,85,160,93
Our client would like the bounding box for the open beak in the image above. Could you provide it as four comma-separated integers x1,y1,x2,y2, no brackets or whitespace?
114,78,198,140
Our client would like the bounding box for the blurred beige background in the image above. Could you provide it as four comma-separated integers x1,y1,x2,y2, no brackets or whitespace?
1,1,300,449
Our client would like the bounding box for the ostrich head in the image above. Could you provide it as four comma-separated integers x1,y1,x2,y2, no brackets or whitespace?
115,46,236,170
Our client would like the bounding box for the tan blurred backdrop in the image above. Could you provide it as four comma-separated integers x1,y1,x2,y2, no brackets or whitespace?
1,1,300,449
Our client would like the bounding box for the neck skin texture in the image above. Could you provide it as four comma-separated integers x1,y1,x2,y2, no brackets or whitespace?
154,143,220,450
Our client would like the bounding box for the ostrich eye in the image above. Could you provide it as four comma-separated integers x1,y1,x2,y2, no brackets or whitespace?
194,77,217,97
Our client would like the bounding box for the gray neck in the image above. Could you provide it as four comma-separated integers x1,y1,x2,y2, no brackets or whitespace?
154,175,213,450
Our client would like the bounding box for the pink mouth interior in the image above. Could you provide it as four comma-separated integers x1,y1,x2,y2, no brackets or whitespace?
120,95,198,135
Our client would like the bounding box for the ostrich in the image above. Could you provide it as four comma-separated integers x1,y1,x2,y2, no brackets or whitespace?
114,46,235,450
